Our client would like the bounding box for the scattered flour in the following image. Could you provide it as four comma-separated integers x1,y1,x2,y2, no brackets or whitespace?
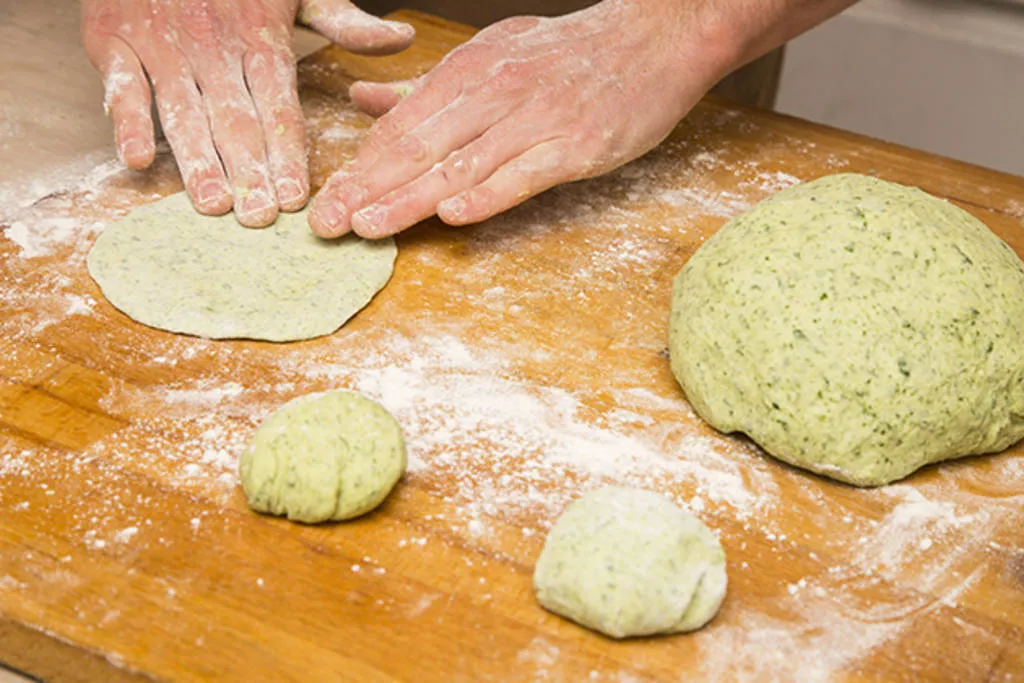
657,186,753,218
1,100,1022,682
336,333,773,525
112,527,139,544
5,217,100,259
159,382,245,407
1006,198,1024,222
0,576,27,592
0,152,125,217
65,293,96,316
516,636,561,669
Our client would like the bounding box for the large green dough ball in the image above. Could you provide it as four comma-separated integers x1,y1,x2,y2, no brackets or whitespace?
669,173,1024,486
239,391,406,523
533,487,727,639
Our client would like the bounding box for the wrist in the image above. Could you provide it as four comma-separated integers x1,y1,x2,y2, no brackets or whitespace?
597,0,747,86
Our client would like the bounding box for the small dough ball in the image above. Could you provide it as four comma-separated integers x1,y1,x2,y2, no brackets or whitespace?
533,487,727,639
239,391,406,523
670,173,1024,486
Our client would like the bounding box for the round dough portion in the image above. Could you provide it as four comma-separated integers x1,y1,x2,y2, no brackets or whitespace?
533,487,727,639
239,391,406,523
87,193,396,341
670,173,1024,487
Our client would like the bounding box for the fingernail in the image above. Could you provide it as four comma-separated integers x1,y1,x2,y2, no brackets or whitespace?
383,20,414,37
439,195,465,218
311,198,349,236
198,179,229,209
239,188,275,217
120,139,146,164
353,205,384,236
276,178,306,206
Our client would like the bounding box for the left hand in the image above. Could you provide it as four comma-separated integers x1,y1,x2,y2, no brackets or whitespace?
308,0,738,238
82,0,414,227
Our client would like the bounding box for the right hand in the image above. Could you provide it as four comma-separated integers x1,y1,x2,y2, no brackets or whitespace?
82,0,414,227
307,0,736,239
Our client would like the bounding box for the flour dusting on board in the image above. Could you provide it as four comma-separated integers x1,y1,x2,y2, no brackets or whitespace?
321,333,771,524
0,151,125,217
2,103,1023,682
6,217,103,259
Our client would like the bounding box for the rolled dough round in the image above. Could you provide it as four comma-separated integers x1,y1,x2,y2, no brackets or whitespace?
239,390,407,523
87,193,396,341
670,173,1024,486
533,487,727,639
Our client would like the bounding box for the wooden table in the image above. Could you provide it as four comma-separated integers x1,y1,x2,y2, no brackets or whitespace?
1,10,1023,682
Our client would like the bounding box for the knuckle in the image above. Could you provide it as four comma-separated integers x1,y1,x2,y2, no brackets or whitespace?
180,159,222,187
570,124,606,151
495,60,530,81
271,103,305,131
104,69,145,107
212,99,257,131
440,153,476,183
180,3,223,51
440,42,489,73
150,62,194,95
394,135,430,163
244,49,273,79
271,50,298,81
83,2,121,36
248,48,295,84
369,113,406,146
478,60,531,97
155,98,196,136
492,16,543,37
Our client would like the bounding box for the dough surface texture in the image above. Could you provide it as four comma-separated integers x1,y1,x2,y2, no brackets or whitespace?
670,173,1024,486
533,487,727,639
87,193,396,341
239,391,406,523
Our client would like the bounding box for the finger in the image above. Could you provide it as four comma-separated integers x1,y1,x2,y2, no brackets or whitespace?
149,64,233,216
98,39,157,169
193,64,279,228
308,39,503,238
309,168,358,237
349,120,556,238
349,77,419,118
299,0,414,55
244,47,309,212
437,140,574,226
310,78,519,236
81,0,155,170
351,40,496,158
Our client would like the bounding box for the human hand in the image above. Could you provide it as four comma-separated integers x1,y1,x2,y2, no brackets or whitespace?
308,0,738,238
82,0,414,227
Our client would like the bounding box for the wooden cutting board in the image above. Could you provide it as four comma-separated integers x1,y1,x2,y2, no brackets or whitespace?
1,10,1023,682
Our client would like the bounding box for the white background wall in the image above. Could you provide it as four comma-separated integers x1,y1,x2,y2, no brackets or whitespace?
777,0,1024,177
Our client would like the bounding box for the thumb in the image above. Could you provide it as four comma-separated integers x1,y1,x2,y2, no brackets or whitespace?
349,77,420,117
298,0,415,56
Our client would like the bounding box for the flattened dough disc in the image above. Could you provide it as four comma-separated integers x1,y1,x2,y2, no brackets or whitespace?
87,193,396,342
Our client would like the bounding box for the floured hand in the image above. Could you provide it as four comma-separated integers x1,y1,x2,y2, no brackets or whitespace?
307,0,737,238
82,0,414,227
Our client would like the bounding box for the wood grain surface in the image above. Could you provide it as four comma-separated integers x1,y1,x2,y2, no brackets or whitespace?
1,10,1023,682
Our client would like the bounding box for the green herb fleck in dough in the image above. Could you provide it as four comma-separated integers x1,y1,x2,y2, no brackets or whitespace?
669,173,1024,486
87,192,397,342
533,487,727,639
239,391,407,524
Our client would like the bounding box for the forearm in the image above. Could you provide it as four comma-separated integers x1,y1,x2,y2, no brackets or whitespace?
721,0,859,68
309,0,857,237
608,0,858,77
